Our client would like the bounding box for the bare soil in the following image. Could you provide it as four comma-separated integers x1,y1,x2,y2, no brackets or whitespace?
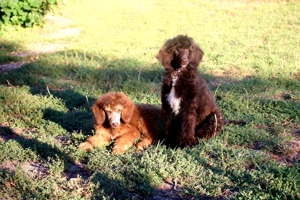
0,15,80,73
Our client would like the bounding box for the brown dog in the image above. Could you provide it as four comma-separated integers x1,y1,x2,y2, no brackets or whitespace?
157,35,224,148
79,92,164,154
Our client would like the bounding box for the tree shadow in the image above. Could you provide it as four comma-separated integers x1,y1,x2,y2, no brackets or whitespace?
88,155,221,200
90,170,153,199
0,49,165,198
0,125,91,180
39,86,96,134
1,125,191,199
0,50,164,137
0,40,26,63
0,45,299,199
187,142,300,199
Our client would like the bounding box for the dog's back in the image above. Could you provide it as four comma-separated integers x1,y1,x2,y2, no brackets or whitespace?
130,104,165,141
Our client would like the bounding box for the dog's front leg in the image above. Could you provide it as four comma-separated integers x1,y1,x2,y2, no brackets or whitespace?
112,124,141,154
177,112,198,147
78,125,112,151
136,137,153,151
161,95,173,136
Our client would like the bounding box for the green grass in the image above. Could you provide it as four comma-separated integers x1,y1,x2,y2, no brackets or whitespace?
0,0,300,199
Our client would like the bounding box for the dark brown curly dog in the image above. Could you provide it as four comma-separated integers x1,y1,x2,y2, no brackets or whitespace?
79,92,164,154
157,35,224,148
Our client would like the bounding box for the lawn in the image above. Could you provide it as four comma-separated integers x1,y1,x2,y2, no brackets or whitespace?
0,0,299,199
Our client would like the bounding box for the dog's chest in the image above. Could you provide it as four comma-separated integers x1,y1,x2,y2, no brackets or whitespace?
166,71,181,115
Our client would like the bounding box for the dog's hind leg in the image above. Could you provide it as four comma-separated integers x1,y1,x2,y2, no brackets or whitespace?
195,111,223,139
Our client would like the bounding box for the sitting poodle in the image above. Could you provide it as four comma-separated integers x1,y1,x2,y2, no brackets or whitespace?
157,35,224,148
79,92,164,154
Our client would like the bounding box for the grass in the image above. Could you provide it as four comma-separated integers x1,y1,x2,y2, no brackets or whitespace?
0,0,300,199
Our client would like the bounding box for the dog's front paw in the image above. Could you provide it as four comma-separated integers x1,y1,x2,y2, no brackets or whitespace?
112,145,127,154
78,142,93,151
178,136,198,148
136,138,153,151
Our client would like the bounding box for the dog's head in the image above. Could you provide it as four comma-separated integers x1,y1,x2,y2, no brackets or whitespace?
92,92,135,128
156,35,204,70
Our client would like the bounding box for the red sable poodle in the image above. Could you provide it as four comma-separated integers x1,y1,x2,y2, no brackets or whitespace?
157,35,224,148
79,92,164,154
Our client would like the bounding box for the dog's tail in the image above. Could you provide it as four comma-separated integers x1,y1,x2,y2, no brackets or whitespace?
223,120,246,126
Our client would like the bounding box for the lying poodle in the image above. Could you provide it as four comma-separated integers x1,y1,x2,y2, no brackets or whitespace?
157,35,224,148
78,92,164,154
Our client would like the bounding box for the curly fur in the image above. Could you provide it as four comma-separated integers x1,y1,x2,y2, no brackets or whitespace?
157,35,224,148
78,92,164,154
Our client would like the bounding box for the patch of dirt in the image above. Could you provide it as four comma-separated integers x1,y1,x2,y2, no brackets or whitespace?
252,141,266,150
209,69,253,78
0,124,22,141
0,123,91,181
251,121,300,164
0,161,48,180
0,160,92,182
262,92,300,102
0,62,25,73
49,28,81,39
152,179,185,200
54,135,70,146
0,123,35,142
207,69,254,87
274,138,300,163
45,15,75,26
63,160,91,181
0,15,81,73
251,135,300,164
0,161,19,172
21,162,49,179
150,179,224,200
11,43,68,57
44,15,81,39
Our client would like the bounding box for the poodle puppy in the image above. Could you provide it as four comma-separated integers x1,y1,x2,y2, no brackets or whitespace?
78,92,164,154
157,35,224,148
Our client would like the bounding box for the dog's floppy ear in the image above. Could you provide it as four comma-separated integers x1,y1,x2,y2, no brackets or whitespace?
91,93,113,125
116,92,135,124
156,43,173,68
92,104,106,125
189,42,204,68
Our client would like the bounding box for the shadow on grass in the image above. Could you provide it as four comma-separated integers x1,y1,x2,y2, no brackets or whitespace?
0,126,88,176
188,148,300,199
0,46,299,199
0,50,164,136
90,170,154,199
1,126,196,199
39,86,96,134
1,49,299,153
0,41,26,63
42,107,93,133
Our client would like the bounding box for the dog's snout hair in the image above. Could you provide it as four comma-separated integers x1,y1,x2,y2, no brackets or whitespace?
175,49,189,67
104,105,123,128
109,111,121,127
